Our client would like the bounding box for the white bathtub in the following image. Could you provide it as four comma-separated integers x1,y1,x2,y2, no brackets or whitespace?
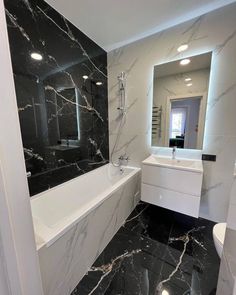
31,164,141,295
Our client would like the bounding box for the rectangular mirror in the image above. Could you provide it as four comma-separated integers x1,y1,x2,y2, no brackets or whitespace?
55,87,80,144
152,52,212,149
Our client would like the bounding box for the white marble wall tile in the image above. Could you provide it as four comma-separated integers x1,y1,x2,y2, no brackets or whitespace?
227,203,236,231
217,228,236,295
229,177,236,205
217,163,236,294
108,3,236,222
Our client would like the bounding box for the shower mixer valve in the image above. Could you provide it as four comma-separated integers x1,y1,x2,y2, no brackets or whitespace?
118,155,130,163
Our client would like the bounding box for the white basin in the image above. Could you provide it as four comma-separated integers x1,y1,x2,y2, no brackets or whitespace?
142,155,203,173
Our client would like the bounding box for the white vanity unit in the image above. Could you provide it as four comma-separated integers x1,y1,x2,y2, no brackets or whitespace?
141,155,203,217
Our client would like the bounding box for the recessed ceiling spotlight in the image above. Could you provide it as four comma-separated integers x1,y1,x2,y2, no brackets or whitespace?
161,290,170,295
30,52,43,61
185,77,192,82
177,44,189,52
180,58,191,66
83,75,89,80
96,82,103,86
187,83,193,87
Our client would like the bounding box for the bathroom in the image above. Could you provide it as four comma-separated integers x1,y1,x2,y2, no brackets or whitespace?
1,0,236,294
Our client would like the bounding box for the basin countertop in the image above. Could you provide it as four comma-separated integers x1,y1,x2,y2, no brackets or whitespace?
142,155,203,173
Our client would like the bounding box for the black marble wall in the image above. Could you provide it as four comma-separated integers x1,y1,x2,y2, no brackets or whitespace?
4,0,109,196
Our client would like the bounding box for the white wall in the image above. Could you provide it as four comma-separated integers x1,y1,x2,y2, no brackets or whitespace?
152,68,209,147
108,3,236,222
0,0,44,294
217,173,236,294
0,234,10,295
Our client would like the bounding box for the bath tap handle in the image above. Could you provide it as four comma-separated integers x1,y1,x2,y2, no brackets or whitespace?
172,146,177,160
125,156,130,162
119,155,130,161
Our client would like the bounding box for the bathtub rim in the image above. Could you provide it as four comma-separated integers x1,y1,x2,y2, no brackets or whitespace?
31,163,116,201
31,165,141,251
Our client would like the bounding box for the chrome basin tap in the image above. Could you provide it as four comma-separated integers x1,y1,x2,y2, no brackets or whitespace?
172,146,177,160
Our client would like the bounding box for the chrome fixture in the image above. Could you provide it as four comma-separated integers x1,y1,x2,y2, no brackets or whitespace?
118,154,130,163
119,167,124,174
27,171,31,178
117,155,130,173
172,146,177,160
152,106,162,139
111,72,128,168
117,72,126,115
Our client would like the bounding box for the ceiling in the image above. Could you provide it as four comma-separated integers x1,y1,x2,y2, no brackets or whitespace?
46,0,236,52
154,52,212,78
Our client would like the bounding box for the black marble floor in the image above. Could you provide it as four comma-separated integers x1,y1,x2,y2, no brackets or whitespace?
71,203,220,295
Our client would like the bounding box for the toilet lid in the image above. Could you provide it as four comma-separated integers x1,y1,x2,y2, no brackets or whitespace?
213,223,226,244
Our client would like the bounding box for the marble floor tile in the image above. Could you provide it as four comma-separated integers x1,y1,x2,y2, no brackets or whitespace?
71,203,220,295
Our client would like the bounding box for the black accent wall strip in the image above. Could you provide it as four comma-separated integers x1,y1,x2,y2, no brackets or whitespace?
4,0,109,196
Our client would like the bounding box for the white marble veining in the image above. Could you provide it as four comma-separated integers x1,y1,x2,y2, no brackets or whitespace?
36,6,107,79
108,3,236,222
35,164,141,295
85,249,141,295
156,226,205,293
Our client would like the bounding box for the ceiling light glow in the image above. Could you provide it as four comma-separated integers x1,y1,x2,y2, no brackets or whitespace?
96,82,103,86
177,44,189,52
180,58,191,66
83,75,89,80
187,83,193,87
161,290,170,295
185,78,192,82
31,52,43,61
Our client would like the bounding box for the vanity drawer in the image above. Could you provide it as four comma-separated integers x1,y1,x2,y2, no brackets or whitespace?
142,164,202,196
141,183,200,218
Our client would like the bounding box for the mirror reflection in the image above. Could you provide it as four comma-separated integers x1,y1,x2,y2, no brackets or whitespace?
152,52,212,149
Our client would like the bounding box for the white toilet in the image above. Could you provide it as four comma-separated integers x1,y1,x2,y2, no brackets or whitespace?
213,222,226,258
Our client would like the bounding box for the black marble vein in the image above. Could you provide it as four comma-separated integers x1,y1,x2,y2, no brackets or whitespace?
72,203,220,295
4,0,109,195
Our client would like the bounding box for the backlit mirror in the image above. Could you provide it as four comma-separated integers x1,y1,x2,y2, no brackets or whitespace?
56,87,80,144
152,52,212,149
